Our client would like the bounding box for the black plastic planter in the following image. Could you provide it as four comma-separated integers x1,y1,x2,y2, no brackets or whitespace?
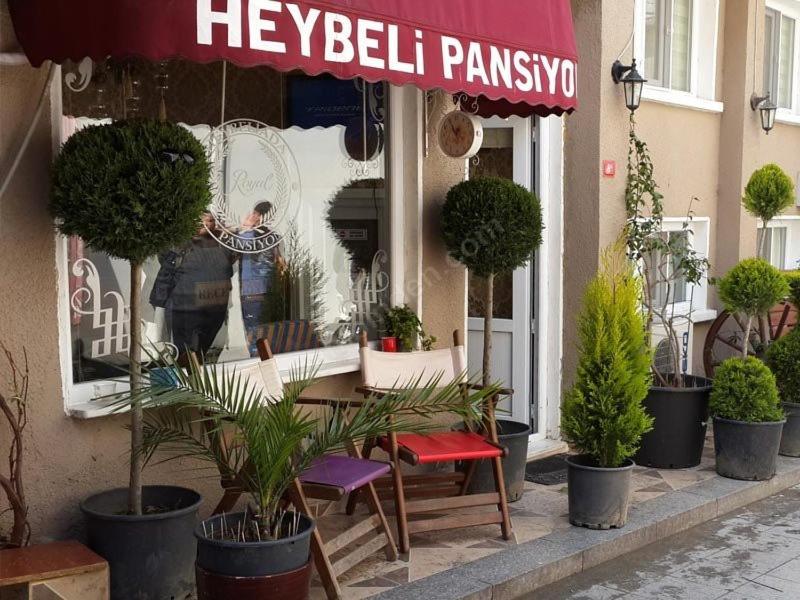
780,402,800,457
566,455,634,529
635,376,712,469
713,417,785,481
465,419,532,502
81,485,202,600
195,512,314,577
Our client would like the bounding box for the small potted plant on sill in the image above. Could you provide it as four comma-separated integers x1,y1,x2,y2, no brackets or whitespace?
51,119,211,600
624,121,712,470
710,356,785,480
766,324,800,457
561,245,653,529
380,304,436,352
122,352,491,599
440,177,543,502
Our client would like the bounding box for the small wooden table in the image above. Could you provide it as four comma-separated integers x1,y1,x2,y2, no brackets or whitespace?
0,541,108,600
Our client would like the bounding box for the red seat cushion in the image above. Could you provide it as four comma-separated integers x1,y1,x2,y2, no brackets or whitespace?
379,431,503,464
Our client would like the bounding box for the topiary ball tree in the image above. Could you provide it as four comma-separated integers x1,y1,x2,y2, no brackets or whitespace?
561,245,653,468
766,329,800,406
441,177,543,386
717,258,789,358
51,119,211,515
743,164,796,256
709,356,783,423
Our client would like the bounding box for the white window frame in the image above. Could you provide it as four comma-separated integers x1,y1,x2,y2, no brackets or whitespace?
767,0,800,125
51,72,409,418
759,216,800,271
634,0,723,113
642,217,714,323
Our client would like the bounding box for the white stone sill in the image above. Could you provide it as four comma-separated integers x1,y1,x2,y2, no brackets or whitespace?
641,86,724,114
776,111,800,127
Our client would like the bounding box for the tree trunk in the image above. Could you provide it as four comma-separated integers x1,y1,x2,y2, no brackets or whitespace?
129,261,143,516
742,315,753,358
482,273,494,388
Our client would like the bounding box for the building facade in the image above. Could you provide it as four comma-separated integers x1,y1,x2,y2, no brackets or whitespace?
1,0,799,541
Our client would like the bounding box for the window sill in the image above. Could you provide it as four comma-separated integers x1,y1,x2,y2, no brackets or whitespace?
641,86,724,114
66,343,363,419
776,111,800,127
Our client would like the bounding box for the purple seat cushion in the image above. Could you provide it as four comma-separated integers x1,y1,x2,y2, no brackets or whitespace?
299,455,391,494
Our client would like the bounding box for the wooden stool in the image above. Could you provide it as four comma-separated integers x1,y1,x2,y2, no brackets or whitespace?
0,541,108,600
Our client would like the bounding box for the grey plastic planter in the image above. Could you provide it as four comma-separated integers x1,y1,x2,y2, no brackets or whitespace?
713,417,785,481
566,455,634,530
780,402,800,457
465,419,532,502
81,485,202,600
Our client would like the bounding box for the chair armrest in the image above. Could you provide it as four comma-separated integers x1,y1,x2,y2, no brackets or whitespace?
465,383,514,396
355,385,389,398
296,396,365,408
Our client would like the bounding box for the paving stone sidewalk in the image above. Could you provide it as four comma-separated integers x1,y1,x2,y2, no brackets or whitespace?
531,485,800,599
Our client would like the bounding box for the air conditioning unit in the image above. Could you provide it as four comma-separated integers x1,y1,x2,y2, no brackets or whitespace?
650,319,694,378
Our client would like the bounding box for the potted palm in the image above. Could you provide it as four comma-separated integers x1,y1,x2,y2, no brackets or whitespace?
710,357,785,480
624,123,712,469
440,177,543,501
51,119,211,599
380,304,436,352
123,352,492,599
561,245,653,529
765,327,800,457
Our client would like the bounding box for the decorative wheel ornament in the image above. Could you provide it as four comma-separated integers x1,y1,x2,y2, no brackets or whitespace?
703,301,798,377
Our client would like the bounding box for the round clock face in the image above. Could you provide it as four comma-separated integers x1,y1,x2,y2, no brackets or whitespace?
438,111,483,158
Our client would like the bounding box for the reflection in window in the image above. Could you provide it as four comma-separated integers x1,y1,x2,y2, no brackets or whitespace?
758,226,788,269
643,0,693,92
62,60,390,383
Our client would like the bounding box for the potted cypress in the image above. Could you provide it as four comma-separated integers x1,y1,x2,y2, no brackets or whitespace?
710,357,785,480
51,119,211,599
122,353,492,599
743,164,796,257
765,327,800,457
624,124,711,469
440,177,543,501
561,246,653,529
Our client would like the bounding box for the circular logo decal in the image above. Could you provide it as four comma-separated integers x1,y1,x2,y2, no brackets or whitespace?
203,119,301,254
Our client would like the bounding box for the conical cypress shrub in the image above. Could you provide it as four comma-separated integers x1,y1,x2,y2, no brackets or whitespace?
561,245,653,468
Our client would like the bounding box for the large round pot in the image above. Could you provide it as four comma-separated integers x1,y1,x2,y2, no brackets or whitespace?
81,485,202,600
780,402,800,457
635,375,712,469
566,455,634,530
195,512,314,577
713,417,785,481
195,562,312,600
458,420,532,502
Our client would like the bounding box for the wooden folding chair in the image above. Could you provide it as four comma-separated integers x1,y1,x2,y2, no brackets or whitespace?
207,339,398,600
347,330,514,554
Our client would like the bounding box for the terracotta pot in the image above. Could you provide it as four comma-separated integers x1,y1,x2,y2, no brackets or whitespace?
195,561,312,600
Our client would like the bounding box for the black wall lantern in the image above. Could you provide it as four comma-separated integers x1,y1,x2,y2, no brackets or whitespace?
612,58,647,112
750,93,777,134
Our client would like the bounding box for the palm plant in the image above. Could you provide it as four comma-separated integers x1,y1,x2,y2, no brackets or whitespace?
117,351,494,541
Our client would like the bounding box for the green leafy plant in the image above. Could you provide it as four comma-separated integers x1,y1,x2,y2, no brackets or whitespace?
717,258,789,357
117,350,495,541
624,116,709,386
784,271,800,307
743,164,796,256
51,119,211,515
441,177,543,385
561,245,654,468
766,329,800,405
381,305,436,351
709,356,784,423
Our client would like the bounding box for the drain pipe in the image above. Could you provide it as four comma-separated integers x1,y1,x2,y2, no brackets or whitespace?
0,55,55,201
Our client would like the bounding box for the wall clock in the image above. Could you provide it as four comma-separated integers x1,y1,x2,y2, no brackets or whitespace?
437,110,483,159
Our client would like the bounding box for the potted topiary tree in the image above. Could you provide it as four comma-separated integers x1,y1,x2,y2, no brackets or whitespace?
717,258,789,358
441,177,543,501
743,163,796,257
766,328,800,457
709,356,785,480
561,245,653,529
51,119,211,599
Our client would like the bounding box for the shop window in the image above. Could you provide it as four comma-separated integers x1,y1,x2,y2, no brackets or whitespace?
765,6,797,111
61,60,390,386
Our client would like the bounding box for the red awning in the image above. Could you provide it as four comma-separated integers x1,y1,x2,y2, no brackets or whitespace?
9,0,578,116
